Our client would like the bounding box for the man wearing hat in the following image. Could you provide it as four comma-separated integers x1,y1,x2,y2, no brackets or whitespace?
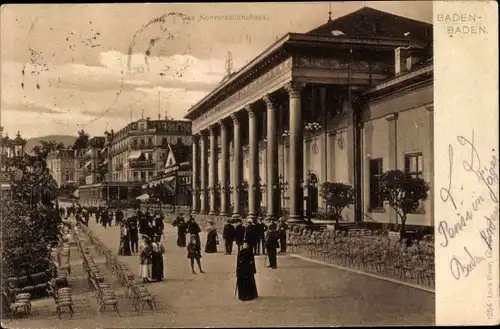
154,212,164,241
234,219,245,253
277,217,289,253
223,218,235,255
265,222,280,269
244,218,258,256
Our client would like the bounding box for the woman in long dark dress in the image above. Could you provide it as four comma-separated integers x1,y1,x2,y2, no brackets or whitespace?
118,222,132,256
205,222,218,253
172,215,187,247
151,236,165,281
236,242,258,301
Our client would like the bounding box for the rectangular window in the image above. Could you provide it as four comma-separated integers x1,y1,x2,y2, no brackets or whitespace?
148,138,153,146
141,171,146,180
162,138,167,145
405,152,425,213
148,153,153,161
404,153,423,179
133,171,138,180
369,158,384,210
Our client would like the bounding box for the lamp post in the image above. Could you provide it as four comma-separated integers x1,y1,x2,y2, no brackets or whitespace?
278,174,288,217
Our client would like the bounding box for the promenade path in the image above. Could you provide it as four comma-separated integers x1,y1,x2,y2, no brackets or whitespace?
3,218,435,327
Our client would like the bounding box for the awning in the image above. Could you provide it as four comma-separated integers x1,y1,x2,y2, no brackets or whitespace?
136,193,150,201
102,158,108,165
73,189,79,198
84,160,92,168
128,150,142,160
142,183,150,189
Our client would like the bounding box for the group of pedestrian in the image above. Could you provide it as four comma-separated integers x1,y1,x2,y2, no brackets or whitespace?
138,235,165,283
94,207,124,228
222,217,288,269
172,214,206,274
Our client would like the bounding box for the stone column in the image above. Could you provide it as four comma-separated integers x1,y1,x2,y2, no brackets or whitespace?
191,134,200,213
231,113,243,219
246,104,259,219
285,82,304,222
219,120,230,216
200,131,209,214
208,126,218,215
263,94,279,220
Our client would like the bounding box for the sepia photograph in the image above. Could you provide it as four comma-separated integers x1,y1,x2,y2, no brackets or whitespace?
1,1,480,327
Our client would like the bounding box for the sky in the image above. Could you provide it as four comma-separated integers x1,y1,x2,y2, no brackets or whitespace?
0,2,432,139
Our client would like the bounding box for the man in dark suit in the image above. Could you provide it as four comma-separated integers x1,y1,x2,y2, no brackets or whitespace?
265,223,280,269
234,219,245,252
222,219,235,255
115,208,124,227
277,218,289,253
244,219,259,255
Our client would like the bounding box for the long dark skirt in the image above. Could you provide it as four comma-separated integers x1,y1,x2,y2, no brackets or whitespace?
205,231,218,253
237,274,258,301
177,233,186,247
118,237,132,256
151,253,164,281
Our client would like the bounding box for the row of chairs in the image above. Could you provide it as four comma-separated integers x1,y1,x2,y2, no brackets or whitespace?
288,228,435,286
73,228,122,316
77,225,157,315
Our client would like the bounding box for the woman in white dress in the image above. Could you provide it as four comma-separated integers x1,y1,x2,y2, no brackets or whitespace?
138,237,153,282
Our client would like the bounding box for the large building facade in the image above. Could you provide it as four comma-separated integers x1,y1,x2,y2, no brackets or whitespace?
185,7,434,228
47,149,85,187
108,118,192,183
77,118,192,206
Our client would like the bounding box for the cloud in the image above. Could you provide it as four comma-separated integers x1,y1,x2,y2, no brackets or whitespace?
1,50,226,138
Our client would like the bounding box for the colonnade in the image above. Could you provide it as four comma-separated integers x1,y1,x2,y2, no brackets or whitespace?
191,82,305,221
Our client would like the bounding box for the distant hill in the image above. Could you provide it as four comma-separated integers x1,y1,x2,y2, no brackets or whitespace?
25,135,78,153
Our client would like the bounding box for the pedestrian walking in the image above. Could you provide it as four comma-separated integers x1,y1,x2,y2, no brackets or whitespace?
118,220,132,256
265,223,280,269
223,218,235,255
186,215,201,246
95,207,101,224
187,234,204,274
151,236,165,282
115,208,124,227
258,217,268,255
234,219,245,252
139,236,153,283
172,213,187,247
236,242,258,301
129,218,139,254
154,213,164,240
205,220,219,253
244,218,258,255
277,217,289,253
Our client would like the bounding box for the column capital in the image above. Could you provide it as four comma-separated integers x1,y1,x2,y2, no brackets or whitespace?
218,120,228,131
245,104,257,118
231,113,241,125
208,125,217,136
284,82,305,98
263,94,277,109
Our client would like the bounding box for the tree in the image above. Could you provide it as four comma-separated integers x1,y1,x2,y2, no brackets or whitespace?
319,182,355,224
32,140,61,158
72,129,90,150
1,155,61,280
379,170,430,238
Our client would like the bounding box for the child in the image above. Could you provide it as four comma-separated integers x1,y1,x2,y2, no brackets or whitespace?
187,234,205,274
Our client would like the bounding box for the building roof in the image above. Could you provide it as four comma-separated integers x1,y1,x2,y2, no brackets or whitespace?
184,7,431,122
307,7,432,40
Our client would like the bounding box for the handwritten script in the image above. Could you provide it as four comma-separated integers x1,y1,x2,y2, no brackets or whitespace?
439,130,499,280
